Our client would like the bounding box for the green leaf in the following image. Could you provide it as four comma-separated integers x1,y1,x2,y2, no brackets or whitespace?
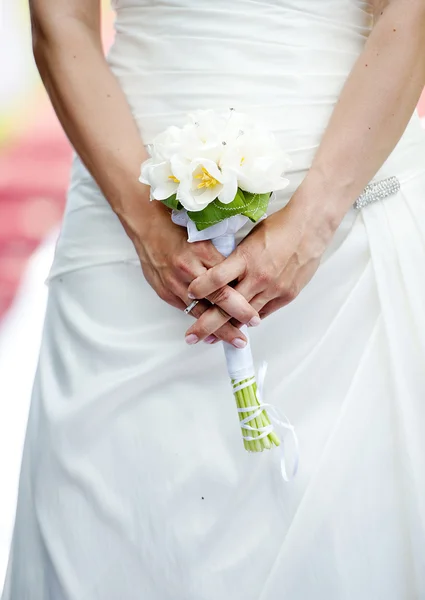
242,191,270,223
161,194,182,211
188,189,271,231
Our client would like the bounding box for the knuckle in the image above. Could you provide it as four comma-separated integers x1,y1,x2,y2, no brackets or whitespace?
238,246,251,267
157,288,174,304
173,255,190,274
210,269,225,288
209,287,230,306
215,325,234,343
216,305,230,321
275,280,286,295
230,303,253,323
196,323,211,338
199,243,219,265
289,283,300,301
163,272,176,289
257,270,271,285
188,280,203,299
280,283,299,303
271,280,283,295
241,308,256,323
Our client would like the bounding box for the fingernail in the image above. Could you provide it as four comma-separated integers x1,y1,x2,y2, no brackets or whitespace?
248,316,261,327
204,335,217,344
232,338,247,349
185,334,199,345
188,292,196,299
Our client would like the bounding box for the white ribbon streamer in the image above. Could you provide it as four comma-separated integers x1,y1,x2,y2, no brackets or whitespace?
233,362,299,482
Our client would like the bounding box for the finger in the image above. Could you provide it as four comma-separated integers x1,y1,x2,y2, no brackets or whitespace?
186,298,212,318
174,255,207,282
206,286,260,326
174,285,248,347
187,304,248,347
188,300,250,345
225,277,263,328
188,253,246,299
228,287,277,326
185,304,248,347
254,278,304,319
195,241,228,269
176,241,225,280
258,297,290,319
201,320,248,347
248,291,272,314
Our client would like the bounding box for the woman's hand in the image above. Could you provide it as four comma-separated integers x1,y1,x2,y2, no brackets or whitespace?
122,197,261,347
185,184,338,342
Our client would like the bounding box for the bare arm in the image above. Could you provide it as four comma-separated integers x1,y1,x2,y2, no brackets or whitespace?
303,0,425,226
31,0,259,346
186,0,425,341
30,0,154,236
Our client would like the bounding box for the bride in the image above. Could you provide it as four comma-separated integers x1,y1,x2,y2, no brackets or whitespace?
3,1,425,598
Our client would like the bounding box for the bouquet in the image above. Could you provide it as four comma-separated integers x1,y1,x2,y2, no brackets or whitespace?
140,109,291,453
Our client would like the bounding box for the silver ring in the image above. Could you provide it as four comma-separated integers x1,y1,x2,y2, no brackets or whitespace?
184,299,200,315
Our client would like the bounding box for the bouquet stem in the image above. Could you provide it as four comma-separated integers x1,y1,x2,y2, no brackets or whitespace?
232,377,280,452
233,379,253,452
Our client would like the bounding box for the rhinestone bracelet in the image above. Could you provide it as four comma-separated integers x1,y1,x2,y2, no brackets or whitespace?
354,175,400,210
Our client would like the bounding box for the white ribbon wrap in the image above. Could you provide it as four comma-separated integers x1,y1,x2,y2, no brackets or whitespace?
173,210,299,480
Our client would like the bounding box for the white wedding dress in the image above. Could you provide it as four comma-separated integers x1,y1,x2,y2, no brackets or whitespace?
3,1,425,598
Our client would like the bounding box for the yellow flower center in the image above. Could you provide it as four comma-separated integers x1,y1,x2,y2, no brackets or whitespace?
240,156,245,166
195,166,220,189
168,175,180,183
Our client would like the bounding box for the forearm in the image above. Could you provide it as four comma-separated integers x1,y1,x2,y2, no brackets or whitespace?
300,0,425,227
32,14,162,239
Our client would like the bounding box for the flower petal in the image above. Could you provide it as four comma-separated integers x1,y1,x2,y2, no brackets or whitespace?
218,169,238,204
170,155,190,181
177,183,222,212
269,177,290,192
139,158,155,185
194,185,222,208
238,175,290,194
151,180,179,201
190,158,224,183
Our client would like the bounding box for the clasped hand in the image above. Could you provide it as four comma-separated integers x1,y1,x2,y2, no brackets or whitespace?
128,201,260,348
185,199,335,343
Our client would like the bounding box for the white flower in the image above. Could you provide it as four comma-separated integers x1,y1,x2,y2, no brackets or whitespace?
140,108,291,209
149,126,183,160
176,158,238,212
220,126,291,194
178,110,225,163
140,154,183,201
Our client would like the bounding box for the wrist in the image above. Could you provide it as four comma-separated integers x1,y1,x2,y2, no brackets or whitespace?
115,185,168,246
294,168,356,233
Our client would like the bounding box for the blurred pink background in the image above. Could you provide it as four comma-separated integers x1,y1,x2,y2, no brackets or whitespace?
0,2,114,319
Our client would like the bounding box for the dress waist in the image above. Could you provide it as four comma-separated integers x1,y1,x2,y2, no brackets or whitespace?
106,5,425,183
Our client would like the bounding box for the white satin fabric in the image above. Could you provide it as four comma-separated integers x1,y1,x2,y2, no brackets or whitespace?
3,1,425,598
